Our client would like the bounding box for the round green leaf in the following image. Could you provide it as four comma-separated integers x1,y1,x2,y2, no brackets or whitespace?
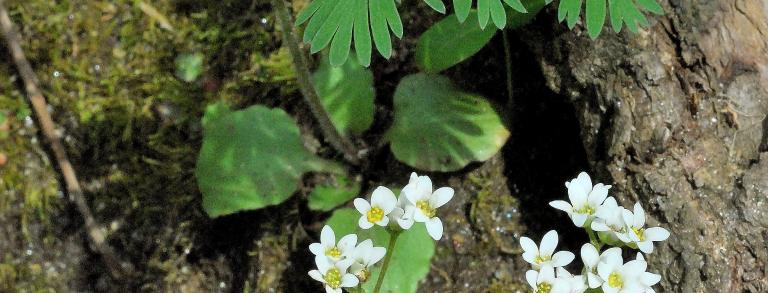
415,11,497,73
312,53,375,135
196,103,339,218
388,73,510,172
325,208,435,293
307,175,361,212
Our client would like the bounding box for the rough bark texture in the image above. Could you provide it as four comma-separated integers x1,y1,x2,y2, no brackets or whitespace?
521,0,768,291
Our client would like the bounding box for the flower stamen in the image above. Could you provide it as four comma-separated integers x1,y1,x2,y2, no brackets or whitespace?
608,272,623,288
325,247,341,258
536,282,552,293
324,268,342,288
633,227,646,241
367,207,384,223
416,200,436,218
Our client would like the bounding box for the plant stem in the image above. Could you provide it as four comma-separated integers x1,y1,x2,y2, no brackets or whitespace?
502,29,514,109
271,0,360,165
373,231,400,293
585,225,602,250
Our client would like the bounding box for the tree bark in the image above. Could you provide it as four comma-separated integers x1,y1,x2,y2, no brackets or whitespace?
521,0,768,291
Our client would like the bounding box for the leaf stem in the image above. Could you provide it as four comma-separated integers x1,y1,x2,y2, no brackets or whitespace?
373,230,400,293
585,224,602,250
502,29,514,108
271,0,360,165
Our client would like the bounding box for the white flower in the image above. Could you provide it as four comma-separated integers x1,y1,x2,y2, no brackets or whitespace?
580,245,622,288
555,267,588,293
520,230,575,269
526,265,573,293
403,174,454,240
309,225,357,262
597,250,661,293
348,239,386,282
550,172,611,227
591,197,631,243
309,257,359,293
388,191,416,230
622,203,670,254
354,186,397,229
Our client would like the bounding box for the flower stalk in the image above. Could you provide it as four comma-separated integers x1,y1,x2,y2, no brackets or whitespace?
373,230,400,293
271,0,360,165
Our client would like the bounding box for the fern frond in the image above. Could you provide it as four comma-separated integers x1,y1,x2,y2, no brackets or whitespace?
551,0,664,38
295,0,403,67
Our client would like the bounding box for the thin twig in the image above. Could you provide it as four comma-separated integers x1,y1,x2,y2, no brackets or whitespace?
0,0,133,279
272,0,360,165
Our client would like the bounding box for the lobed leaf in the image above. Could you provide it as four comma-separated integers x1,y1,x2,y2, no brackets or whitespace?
415,11,497,73
196,103,341,217
312,53,375,135
387,74,510,172
554,0,663,36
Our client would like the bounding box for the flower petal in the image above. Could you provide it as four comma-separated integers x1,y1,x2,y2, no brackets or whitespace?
525,270,538,289
372,186,397,213
587,272,602,288
425,217,443,240
568,172,592,205
637,240,654,254
315,256,332,273
641,272,661,286
522,251,537,264
325,286,340,293
588,183,610,206
430,187,454,208
572,213,589,227
551,251,575,267
412,210,430,222
520,237,538,254
549,200,573,213
358,216,373,229
644,227,670,242
320,225,335,247
580,243,599,267
369,247,386,265
397,217,414,230
353,198,370,214
309,243,323,256
623,259,647,276
539,230,559,257
341,274,359,287
633,202,646,227
309,270,324,282
338,234,357,252
376,215,390,226
538,264,556,283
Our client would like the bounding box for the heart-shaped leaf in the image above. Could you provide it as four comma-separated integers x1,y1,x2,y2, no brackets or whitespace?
388,73,510,171
313,53,375,135
415,11,497,73
325,208,434,293
196,103,340,217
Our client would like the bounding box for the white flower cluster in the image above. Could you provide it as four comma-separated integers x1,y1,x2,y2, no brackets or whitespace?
308,173,453,292
309,225,385,293
521,172,670,293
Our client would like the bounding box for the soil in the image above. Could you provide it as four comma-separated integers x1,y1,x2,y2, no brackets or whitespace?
0,0,766,292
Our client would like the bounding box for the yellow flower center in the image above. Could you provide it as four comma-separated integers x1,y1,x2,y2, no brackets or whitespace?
574,205,595,215
536,282,552,293
325,247,341,258
367,207,384,223
534,255,551,264
608,272,623,288
416,200,436,218
324,268,342,288
633,227,646,241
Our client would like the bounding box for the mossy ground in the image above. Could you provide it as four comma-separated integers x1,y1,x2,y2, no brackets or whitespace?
0,0,589,292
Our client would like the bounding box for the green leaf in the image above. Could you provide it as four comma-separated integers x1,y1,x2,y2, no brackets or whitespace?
415,11,497,73
423,0,447,13
174,53,204,82
453,0,525,29
307,176,361,211
312,53,375,135
387,74,510,172
325,208,435,293
558,0,583,29
297,0,402,66
196,103,340,217
586,0,606,39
